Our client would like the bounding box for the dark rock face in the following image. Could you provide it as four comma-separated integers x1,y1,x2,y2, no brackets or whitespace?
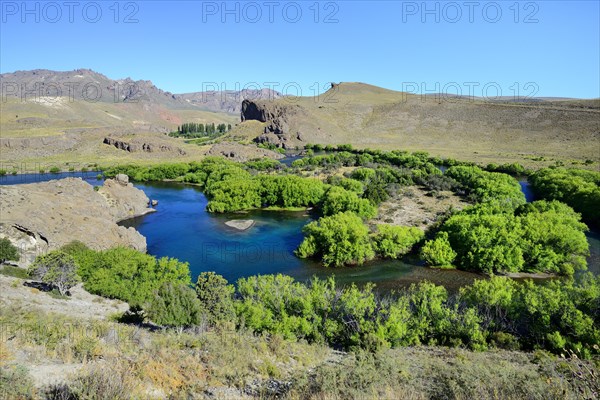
103,137,186,155
241,100,306,149
241,100,267,122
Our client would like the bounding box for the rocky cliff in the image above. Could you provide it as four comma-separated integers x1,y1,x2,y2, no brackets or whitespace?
241,99,308,148
0,177,154,266
103,137,186,155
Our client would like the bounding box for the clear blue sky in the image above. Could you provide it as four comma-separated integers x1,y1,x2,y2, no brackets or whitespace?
1,1,599,98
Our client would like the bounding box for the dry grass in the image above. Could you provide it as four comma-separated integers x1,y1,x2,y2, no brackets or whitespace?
232,82,600,166
1,300,597,399
371,186,468,230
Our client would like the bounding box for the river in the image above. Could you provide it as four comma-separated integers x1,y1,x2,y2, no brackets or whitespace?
1,171,598,291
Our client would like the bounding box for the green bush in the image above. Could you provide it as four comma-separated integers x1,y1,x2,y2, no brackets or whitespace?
296,212,375,267
0,265,29,279
420,232,457,268
0,237,19,263
195,271,235,325
529,167,600,227
28,251,80,295
145,282,203,327
0,364,35,399
322,186,377,218
74,247,191,307
446,165,525,207
372,224,424,259
435,200,588,275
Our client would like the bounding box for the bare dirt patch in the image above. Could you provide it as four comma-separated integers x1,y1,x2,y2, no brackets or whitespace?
0,275,128,320
371,186,468,230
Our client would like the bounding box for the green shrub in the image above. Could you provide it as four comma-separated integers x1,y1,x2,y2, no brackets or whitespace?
529,167,600,227
145,282,203,327
372,224,424,259
76,247,191,307
322,186,377,218
421,232,456,268
0,237,19,263
195,271,235,325
0,265,29,279
446,165,525,207
0,364,35,399
296,212,375,267
28,251,80,296
431,200,589,275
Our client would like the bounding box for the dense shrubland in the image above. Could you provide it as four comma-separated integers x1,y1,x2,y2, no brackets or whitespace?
62,242,191,308
529,167,600,227
412,165,591,276
23,243,600,360
103,148,597,273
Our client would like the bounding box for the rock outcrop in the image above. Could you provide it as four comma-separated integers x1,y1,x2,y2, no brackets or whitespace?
241,99,307,148
103,137,186,155
97,177,156,222
0,177,154,267
207,142,284,162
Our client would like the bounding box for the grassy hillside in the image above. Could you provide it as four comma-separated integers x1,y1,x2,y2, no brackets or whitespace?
235,82,600,166
0,96,238,170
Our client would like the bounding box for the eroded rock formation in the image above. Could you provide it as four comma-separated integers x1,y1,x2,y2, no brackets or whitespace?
241,99,307,148
103,137,186,155
0,177,154,267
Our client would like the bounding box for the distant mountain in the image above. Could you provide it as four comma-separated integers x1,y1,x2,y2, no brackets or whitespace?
176,89,283,114
0,69,282,115
1,69,182,107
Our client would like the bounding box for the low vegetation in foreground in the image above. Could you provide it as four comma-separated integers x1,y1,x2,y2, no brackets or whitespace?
5,239,598,360
2,301,598,400
1,246,599,399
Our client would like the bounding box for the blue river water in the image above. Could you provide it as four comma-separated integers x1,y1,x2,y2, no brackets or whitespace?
1,171,597,290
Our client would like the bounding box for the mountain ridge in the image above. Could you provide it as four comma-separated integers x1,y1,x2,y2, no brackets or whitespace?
0,68,283,115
